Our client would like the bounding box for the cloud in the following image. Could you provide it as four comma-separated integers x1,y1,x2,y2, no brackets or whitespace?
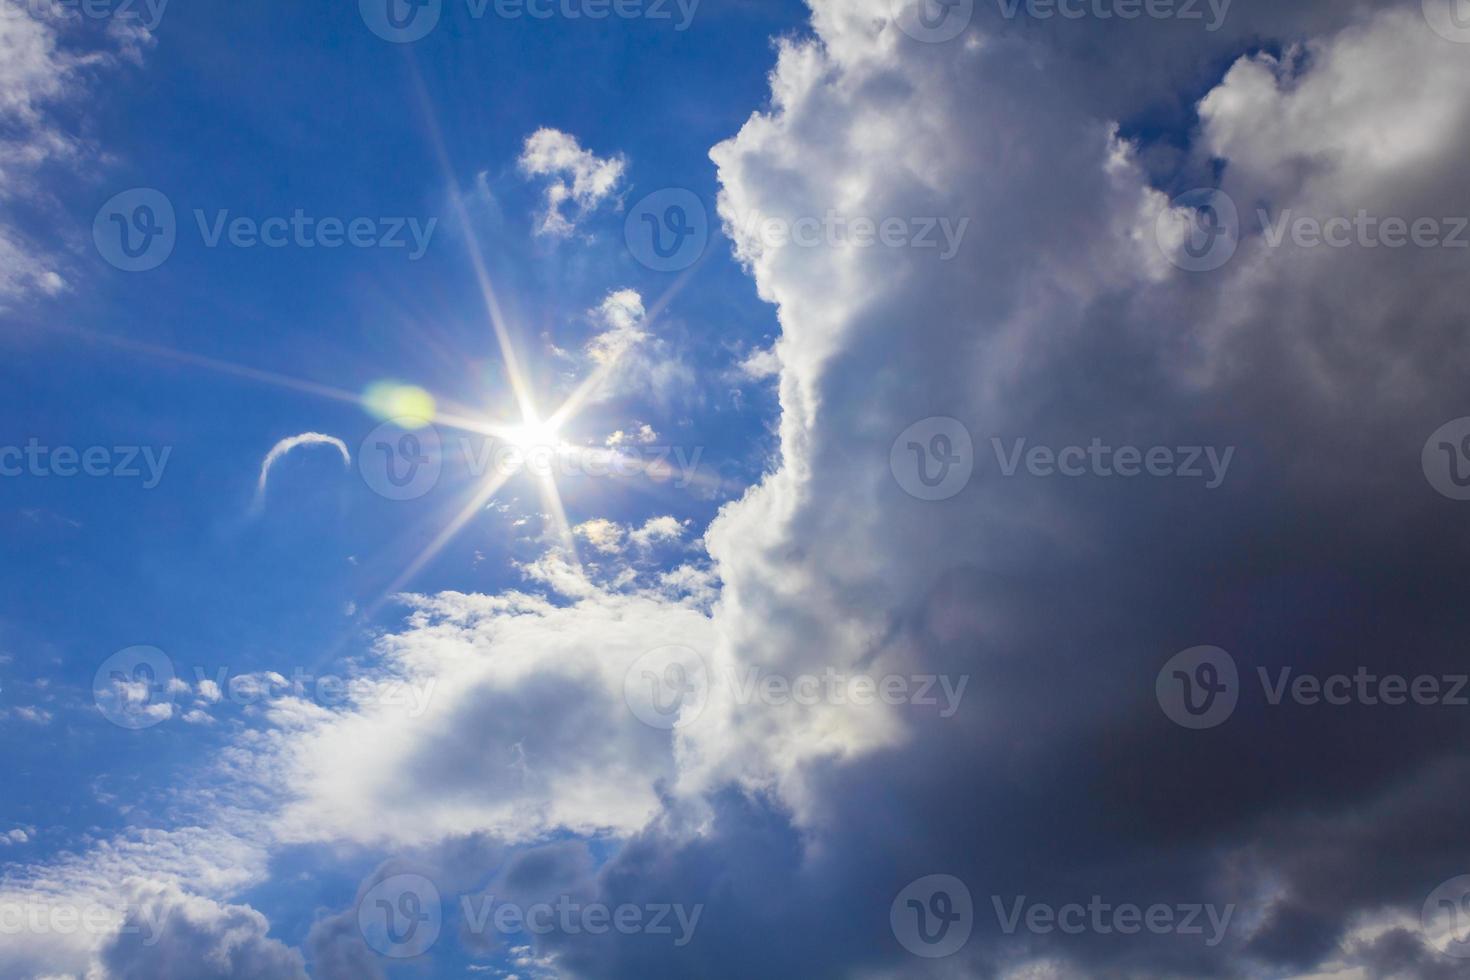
517,128,627,237
0,822,274,977
628,516,685,551
574,516,687,557
574,518,626,555
0,5,154,306
606,423,659,447
586,289,649,366
11,4,1470,979
98,882,307,980
263,581,718,849
251,432,351,513
735,345,780,381
582,288,695,404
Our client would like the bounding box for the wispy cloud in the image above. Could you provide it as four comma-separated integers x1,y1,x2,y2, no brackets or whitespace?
251,433,351,514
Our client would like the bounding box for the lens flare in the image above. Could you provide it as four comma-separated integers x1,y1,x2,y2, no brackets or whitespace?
362,381,437,428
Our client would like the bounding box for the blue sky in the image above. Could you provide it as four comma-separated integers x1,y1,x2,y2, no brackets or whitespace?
7,0,1470,977
2,1,799,973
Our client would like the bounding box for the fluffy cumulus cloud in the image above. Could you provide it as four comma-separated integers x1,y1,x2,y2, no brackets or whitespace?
97,883,308,980
517,127,627,237
261,579,719,849
0,823,275,977
489,1,1470,977
580,288,696,404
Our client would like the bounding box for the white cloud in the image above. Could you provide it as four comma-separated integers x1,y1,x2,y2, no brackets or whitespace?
0,822,274,978
581,288,694,404
574,515,686,557
98,881,307,979
736,345,780,381
586,288,648,365
0,6,153,306
605,423,658,446
517,127,626,237
574,517,626,554
251,432,351,513
628,515,685,551
260,582,717,849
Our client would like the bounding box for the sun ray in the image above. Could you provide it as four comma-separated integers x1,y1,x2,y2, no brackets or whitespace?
408,60,541,427
379,465,519,603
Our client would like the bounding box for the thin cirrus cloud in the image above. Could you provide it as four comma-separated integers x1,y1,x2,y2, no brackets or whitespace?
251,432,352,514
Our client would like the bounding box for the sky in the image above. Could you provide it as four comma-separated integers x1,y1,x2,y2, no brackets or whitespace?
4,0,1470,976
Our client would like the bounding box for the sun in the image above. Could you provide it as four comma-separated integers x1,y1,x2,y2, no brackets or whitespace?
505,418,564,452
